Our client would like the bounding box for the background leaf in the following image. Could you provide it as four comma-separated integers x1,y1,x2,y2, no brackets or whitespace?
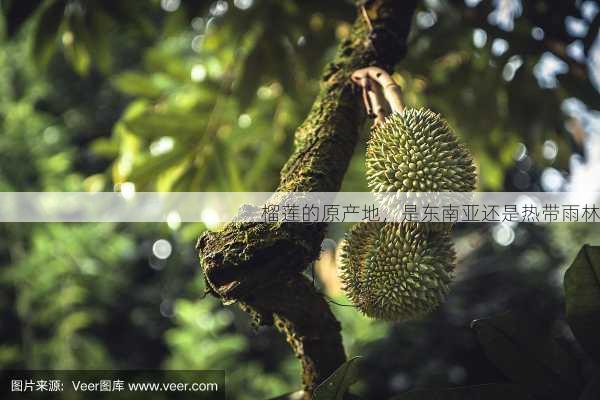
564,245,600,365
313,356,362,400
63,14,92,76
471,311,583,399
31,0,65,69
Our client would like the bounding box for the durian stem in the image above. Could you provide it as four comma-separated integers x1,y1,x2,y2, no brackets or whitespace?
351,66,404,125
357,78,390,126
197,0,418,397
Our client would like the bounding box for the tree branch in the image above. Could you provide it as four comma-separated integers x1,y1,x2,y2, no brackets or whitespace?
197,0,418,395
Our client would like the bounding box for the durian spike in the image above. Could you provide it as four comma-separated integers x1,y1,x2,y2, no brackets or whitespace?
351,67,404,125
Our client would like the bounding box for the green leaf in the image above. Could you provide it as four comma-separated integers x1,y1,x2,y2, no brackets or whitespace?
391,384,532,399
112,71,164,98
471,311,583,400
125,147,189,189
564,245,600,365
313,356,361,400
31,0,65,69
170,162,205,192
87,10,114,74
90,137,118,158
63,14,91,75
267,391,305,400
235,36,267,110
213,138,245,191
121,109,207,141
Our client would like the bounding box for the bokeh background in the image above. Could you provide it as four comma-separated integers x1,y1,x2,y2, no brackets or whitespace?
0,0,599,399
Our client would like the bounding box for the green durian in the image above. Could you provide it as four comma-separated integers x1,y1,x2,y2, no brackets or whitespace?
339,222,455,321
366,108,476,194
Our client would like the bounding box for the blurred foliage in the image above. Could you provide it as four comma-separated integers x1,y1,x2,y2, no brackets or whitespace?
1,0,600,399
165,297,300,400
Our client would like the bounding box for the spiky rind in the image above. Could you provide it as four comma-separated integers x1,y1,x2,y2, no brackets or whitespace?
339,222,381,305
339,222,455,321
366,108,476,194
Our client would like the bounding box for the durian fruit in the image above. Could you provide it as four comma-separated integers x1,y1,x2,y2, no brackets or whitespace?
339,222,455,321
365,108,476,226
366,108,476,193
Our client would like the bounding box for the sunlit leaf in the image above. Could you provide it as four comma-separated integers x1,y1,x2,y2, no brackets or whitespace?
63,14,92,75
112,71,165,98
122,109,207,141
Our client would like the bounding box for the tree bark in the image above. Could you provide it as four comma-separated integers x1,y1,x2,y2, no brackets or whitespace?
197,0,418,396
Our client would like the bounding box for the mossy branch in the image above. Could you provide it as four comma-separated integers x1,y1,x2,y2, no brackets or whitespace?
197,0,418,396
